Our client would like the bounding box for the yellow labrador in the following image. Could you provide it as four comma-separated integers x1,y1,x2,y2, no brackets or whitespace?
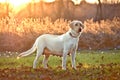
17,20,84,70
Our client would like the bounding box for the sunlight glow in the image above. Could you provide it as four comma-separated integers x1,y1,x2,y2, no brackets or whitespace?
9,0,30,7
72,0,81,5
9,0,31,14
86,0,98,3
0,0,55,7
0,0,56,15
0,0,30,7
0,0,5,3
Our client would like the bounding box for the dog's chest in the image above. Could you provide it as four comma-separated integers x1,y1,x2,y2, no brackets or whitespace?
65,38,78,49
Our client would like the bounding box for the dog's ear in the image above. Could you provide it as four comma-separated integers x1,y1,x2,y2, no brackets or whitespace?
69,21,74,29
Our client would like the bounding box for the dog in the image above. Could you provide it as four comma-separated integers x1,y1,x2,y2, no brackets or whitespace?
17,20,84,70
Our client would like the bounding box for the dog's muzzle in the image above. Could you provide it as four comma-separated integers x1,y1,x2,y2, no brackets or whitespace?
78,28,82,32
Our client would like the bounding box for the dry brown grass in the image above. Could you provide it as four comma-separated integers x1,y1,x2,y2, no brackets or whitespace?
80,17,120,50
0,17,120,52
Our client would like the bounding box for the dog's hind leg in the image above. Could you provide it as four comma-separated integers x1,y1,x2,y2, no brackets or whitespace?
33,46,44,69
42,55,49,69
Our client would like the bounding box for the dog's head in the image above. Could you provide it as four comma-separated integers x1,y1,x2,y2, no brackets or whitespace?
69,20,84,33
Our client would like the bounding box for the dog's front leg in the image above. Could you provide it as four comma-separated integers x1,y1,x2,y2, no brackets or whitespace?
62,50,68,70
71,50,77,70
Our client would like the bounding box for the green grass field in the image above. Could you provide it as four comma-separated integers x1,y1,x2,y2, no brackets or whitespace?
0,50,120,80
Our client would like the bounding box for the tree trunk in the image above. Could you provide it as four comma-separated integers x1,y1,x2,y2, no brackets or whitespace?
95,0,103,22
28,3,31,17
56,0,64,18
40,1,45,18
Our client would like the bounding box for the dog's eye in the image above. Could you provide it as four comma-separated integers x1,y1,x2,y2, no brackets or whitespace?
79,23,82,26
75,23,78,26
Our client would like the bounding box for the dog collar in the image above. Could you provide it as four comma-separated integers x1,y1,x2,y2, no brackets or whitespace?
69,32,78,38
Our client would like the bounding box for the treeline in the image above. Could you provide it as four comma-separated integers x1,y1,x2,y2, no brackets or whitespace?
0,0,120,21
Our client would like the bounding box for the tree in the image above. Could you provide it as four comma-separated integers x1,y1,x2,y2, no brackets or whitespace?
6,0,9,17
95,0,103,22
55,0,64,18
28,2,32,17
39,0,45,18
64,0,70,19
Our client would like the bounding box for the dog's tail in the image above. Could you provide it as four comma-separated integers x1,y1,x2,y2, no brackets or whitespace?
17,39,37,59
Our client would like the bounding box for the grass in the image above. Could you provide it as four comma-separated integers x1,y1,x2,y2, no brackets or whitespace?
0,50,120,69
0,50,120,80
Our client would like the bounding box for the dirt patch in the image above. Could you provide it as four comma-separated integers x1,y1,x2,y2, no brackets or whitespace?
0,63,120,80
